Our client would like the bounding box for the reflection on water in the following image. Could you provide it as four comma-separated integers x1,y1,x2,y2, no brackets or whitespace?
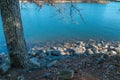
21,2,120,41
0,2,120,52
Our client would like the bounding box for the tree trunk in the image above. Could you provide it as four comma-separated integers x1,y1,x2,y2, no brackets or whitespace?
0,0,31,68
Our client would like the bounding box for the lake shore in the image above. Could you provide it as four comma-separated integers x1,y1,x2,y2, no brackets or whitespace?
28,39,120,56
20,0,109,4
0,39,120,79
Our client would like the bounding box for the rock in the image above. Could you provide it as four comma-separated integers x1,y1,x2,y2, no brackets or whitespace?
30,49,45,57
31,52,36,56
47,60,60,67
30,57,40,67
107,50,117,55
96,57,105,64
0,54,10,74
111,50,117,55
80,41,85,47
97,43,102,48
64,43,70,48
4,74,11,79
104,44,108,48
0,53,8,61
43,73,51,78
117,43,120,47
66,48,75,55
115,48,120,54
0,62,10,74
61,51,67,55
100,41,105,46
102,49,108,53
53,46,57,50
39,59,47,67
46,50,61,56
89,39,96,43
74,46,86,54
90,44,99,53
31,48,35,51
38,53,46,58
86,49,94,54
109,46,115,50
51,50,61,56
17,76,25,80
57,69,74,80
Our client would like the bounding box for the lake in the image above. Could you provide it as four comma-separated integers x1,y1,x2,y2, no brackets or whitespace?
0,2,120,52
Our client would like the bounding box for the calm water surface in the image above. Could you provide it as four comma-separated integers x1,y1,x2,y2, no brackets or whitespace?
0,2,120,52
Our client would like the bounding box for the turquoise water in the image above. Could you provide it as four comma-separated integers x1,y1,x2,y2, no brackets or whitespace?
0,2,120,52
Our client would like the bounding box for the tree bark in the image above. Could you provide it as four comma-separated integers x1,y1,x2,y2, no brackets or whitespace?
0,0,31,68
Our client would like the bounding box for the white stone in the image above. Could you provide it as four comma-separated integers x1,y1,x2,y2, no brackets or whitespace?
115,48,120,54
111,51,117,55
61,51,66,55
87,49,94,54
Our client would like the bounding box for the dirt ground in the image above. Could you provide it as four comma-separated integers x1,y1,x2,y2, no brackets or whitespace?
1,54,120,80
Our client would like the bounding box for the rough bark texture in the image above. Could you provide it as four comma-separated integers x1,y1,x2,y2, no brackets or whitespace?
0,0,31,68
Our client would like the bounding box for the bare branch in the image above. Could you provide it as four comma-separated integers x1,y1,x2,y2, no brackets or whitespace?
70,0,86,24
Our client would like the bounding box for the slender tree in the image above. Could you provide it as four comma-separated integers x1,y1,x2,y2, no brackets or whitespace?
0,0,31,68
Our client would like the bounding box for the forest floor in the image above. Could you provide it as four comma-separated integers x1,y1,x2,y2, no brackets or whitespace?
1,54,120,80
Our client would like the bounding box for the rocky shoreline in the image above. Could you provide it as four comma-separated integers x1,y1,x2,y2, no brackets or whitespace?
0,39,120,80
29,39,120,57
